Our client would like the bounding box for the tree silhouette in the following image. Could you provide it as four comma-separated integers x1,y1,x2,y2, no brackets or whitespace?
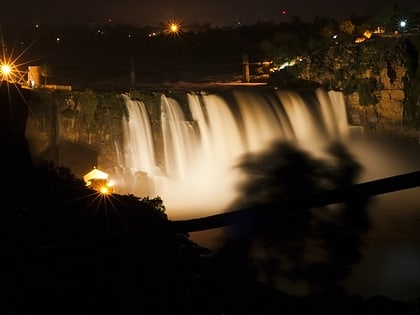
225,140,370,296
0,144,213,313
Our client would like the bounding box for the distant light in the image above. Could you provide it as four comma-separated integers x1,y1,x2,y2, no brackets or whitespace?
170,23,179,33
400,20,407,28
281,10,287,15
364,30,372,38
0,39,35,87
165,18,183,37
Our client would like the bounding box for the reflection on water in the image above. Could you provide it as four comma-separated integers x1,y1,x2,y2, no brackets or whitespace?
344,187,420,301
343,132,420,301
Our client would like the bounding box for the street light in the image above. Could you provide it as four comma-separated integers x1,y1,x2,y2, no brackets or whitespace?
1,64,11,75
399,20,408,33
1,59,26,85
1,61,14,82
165,19,182,37
169,23,179,33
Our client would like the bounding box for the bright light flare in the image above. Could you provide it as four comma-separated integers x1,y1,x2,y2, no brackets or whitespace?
0,28,44,87
0,60,23,83
165,18,184,38
91,180,114,195
1,64,11,75
99,185,111,195
170,23,179,33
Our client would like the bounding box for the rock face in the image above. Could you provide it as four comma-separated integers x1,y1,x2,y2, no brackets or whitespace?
25,90,125,178
295,35,420,131
346,66,406,128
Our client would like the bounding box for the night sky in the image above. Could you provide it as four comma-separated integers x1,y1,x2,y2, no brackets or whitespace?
2,0,420,27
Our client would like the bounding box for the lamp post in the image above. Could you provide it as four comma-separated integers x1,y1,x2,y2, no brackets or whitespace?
399,20,407,33
242,54,250,82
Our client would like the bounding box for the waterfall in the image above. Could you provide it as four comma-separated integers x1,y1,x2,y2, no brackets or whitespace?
116,87,420,301
118,87,350,219
122,94,157,175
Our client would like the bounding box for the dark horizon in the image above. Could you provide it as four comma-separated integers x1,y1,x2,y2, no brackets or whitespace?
2,0,420,27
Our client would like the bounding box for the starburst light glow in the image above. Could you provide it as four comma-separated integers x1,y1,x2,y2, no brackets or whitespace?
170,23,179,33
99,185,111,195
1,64,11,75
165,18,183,37
0,27,44,88
0,60,24,84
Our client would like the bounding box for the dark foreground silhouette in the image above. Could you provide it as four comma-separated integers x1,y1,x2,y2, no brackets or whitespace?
2,161,419,315
1,82,419,314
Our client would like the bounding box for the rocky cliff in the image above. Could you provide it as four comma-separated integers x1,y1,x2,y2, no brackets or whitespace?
294,34,420,135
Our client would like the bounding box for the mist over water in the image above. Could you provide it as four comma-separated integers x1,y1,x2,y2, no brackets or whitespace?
111,86,420,300
117,87,354,219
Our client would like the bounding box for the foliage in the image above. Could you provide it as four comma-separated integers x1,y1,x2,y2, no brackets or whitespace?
74,89,98,125
355,22,371,36
1,157,210,313
292,33,420,113
273,29,420,124
227,141,369,295
260,32,303,66
367,4,408,32
339,20,355,35
102,93,128,119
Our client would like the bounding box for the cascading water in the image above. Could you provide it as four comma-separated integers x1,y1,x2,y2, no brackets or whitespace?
114,86,420,300
117,87,350,219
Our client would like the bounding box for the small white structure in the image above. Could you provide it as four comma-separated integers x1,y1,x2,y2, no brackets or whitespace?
83,167,114,194
83,167,109,186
